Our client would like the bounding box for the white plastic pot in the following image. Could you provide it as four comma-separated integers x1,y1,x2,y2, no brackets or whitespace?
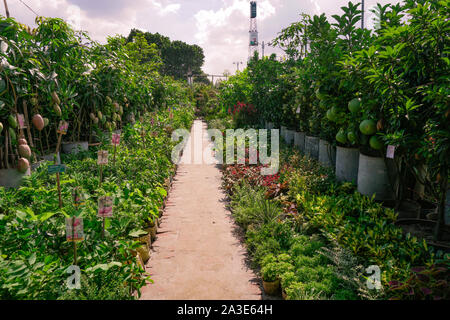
357,153,394,201
281,126,287,140
284,130,294,145
304,135,319,159
319,139,336,169
294,132,305,152
336,146,359,183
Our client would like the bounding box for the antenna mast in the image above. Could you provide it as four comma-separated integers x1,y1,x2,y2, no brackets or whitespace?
248,1,259,61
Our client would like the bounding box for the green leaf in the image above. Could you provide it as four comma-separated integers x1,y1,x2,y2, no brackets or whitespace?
39,211,58,222
129,230,147,238
28,253,36,265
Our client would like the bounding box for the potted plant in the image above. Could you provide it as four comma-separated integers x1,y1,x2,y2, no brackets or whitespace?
261,262,280,296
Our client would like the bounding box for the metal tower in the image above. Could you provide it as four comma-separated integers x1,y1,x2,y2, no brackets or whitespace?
248,1,259,61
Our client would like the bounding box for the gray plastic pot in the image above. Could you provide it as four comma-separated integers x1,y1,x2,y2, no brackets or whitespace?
294,132,305,152
62,141,89,154
318,139,336,169
357,153,394,201
42,152,61,164
304,136,319,159
336,146,359,183
284,130,294,145
0,168,31,189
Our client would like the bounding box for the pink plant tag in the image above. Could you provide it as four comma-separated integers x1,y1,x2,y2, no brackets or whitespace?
98,196,113,218
112,133,120,146
66,217,84,242
387,145,396,159
17,114,26,129
57,121,69,135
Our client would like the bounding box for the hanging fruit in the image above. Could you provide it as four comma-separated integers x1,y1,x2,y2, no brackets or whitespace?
8,127,16,143
8,114,18,129
360,119,377,135
51,92,61,105
89,113,96,121
18,144,31,159
32,114,45,131
369,136,384,150
114,102,120,112
43,118,49,127
18,138,27,146
336,129,348,144
54,104,62,116
17,158,30,173
348,98,361,113
0,121,3,134
30,97,38,106
106,96,112,104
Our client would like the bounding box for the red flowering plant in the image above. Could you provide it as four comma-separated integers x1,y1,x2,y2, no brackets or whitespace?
228,101,258,128
388,261,449,300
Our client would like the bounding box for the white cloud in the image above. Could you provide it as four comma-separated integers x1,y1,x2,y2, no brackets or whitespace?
5,0,402,77
151,1,181,16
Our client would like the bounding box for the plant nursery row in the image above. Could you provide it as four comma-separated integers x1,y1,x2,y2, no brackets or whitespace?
218,137,449,300
210,0,449,300
0,15,196,299
218,0,449,240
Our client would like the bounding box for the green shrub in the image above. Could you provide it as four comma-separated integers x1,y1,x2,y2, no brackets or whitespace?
261,263,279,282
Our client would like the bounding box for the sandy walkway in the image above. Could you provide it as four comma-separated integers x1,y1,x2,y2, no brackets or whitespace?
140,120,261,300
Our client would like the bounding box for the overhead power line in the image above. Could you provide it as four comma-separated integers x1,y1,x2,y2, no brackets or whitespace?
17,0,39,17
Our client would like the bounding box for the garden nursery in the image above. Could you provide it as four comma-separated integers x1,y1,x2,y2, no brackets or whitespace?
0,0,449,301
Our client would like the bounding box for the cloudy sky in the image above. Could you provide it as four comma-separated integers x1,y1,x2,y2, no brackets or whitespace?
7,0,400,76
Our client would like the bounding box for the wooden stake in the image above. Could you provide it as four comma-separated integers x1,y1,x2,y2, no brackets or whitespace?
113,144,117,167
55,132,63,156
99,164,103,187
56,172,62,208
72,217,77,265
102,217,105,239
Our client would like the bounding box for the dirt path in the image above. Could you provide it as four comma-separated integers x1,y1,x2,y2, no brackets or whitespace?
140,120,261,300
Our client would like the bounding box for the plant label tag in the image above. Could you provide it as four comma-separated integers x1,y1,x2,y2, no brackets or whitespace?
296,107,301,114
48,164,66,174
72,188,85,207
112,133,120,146
98,196,113,218
66,217,84,242
97,150,108,165
57,121,69,135
386,145,396,159
17,114,26,129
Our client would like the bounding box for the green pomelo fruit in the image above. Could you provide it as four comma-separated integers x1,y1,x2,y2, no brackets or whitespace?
348,98,361,113
360,119,377,135
370,136,384,150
